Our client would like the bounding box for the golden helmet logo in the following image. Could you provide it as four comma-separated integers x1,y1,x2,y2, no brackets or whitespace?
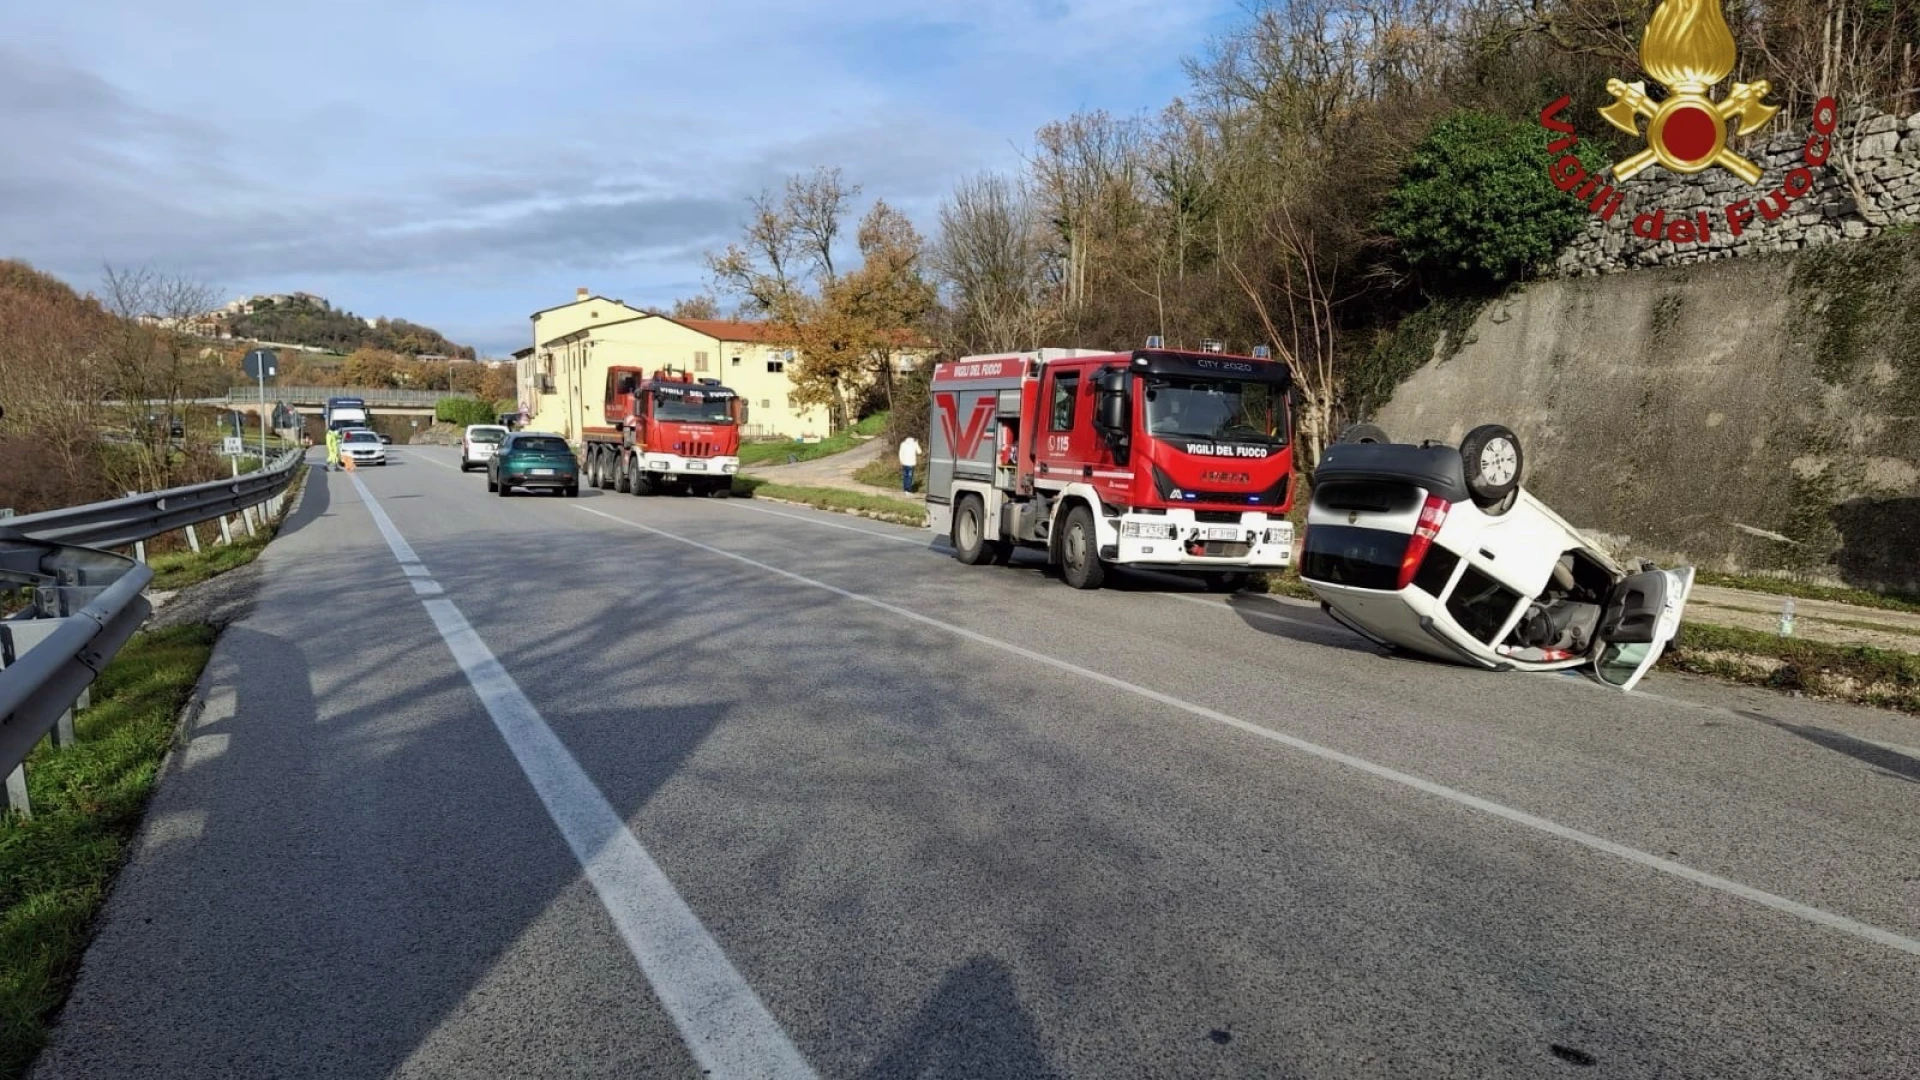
1598,0,1777,183
1538,0,1838,246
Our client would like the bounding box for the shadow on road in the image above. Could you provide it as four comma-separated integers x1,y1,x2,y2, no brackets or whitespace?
1735,710,1920,783
859,956,1064,1080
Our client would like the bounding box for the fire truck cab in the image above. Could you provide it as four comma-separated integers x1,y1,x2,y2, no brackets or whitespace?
927,346,1297,590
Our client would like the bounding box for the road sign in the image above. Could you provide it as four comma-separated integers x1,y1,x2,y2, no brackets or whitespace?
222,436,244,456
242,349,278,380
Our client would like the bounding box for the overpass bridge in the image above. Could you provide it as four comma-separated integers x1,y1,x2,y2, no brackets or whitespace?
223,386,459,416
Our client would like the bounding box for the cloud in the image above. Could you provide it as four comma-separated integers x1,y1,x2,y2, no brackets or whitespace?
3,0,1238,354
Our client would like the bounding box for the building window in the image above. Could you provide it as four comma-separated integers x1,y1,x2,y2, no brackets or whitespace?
760,399,771,410
694,351,709,372
732,355,741,366
767,360,785,373
1050,372,1079,430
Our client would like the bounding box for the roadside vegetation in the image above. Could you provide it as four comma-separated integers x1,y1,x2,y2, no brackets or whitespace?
737,412,887,468
0,624,217,1080
730,475,924,526
1664,624,1920,715
1693,570,1920,617
851,455,924,493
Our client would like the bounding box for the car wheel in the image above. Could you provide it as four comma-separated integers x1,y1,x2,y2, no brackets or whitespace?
1205,572,1249,593
565,484,580,498
486,475,497,492
497,479,512,497
1460,424,1523,509
1059,504,1106,590
1338,422,1390,444
953,496,990,564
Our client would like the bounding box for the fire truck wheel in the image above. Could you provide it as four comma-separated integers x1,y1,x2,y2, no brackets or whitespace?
615,458,633,493
1059,504,1107,589
1205,572,1249,593
630,467,653,496
953,497,991,564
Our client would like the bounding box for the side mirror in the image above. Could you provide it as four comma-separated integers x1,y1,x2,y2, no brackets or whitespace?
616,374,637,394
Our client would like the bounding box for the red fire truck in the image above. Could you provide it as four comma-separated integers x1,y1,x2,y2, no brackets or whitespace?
927,345,1296,590
579,366,742,497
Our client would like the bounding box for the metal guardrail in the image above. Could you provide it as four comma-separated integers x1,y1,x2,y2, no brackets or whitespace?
0,449,306,816
227,386,458,407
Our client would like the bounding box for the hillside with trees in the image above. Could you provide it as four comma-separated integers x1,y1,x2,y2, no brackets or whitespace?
230,294,474,358
695,0,1917,462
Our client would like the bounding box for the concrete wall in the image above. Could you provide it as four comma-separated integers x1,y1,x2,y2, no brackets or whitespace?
1376,233,1920,591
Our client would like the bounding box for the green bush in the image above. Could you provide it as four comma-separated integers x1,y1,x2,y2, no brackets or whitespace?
1377,110,1606,289
434,397,497,428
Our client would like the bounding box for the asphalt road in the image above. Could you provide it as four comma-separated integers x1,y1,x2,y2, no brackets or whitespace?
32,447,1920,1079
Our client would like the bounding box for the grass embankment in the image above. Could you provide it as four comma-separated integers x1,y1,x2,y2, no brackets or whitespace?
144,460,305,590
1692,570,1920,616
730,475,925,526
1663,623,1920,714
737,413,887,468
851,456,925,493
0,625,217,1080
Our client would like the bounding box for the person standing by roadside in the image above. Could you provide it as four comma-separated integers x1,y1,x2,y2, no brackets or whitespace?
897,434,922,493
325,427,341,472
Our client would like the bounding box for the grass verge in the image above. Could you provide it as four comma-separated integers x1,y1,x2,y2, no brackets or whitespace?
145,464,305,590
731,476,925,526
0,624,218,1080
1661,623,1920,714
738,412,887,468
1693,570,1920,616
851,456,924,493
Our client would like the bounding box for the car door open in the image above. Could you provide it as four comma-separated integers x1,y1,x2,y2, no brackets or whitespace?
1592,566,1696,691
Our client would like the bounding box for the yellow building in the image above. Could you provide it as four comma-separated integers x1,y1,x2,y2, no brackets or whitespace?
515,288,925,441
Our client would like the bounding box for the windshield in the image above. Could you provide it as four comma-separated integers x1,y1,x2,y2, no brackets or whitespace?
509,437,571,454
652,393,735,424
344,431,378,443
468,428,507,443
1144,378,1287,444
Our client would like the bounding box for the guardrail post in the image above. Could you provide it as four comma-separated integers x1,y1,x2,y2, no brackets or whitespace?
219,515,233,545
185,524,201,553
128,493,146,562
241,506,257,537
4,765,26,818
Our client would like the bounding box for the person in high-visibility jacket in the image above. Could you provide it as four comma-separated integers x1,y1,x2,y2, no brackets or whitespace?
325,427,341,472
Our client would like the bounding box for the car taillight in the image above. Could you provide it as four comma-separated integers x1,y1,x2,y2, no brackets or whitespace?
1396,495,1450,590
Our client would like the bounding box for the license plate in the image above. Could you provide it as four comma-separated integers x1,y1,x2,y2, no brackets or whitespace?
1206,527,1239,541
533,468,554,476
685,461,707,470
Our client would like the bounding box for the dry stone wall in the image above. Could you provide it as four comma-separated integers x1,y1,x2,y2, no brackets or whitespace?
1556,110,1920,276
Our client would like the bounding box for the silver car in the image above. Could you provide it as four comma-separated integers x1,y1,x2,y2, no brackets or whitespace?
338,428,387,467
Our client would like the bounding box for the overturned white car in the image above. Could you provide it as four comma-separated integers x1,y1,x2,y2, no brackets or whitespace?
1299,423,1693,691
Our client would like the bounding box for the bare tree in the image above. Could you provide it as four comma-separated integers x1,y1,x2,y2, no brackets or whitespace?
932,172,1055,353
786,166,860,285
98,265,222,490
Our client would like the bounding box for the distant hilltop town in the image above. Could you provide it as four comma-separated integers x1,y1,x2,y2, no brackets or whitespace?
137,291,476,359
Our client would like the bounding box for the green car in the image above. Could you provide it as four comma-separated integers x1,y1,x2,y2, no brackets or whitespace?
487,432,580,497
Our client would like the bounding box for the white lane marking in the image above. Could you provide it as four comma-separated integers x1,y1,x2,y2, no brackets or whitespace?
353,474,422,564
351,475,819,1080
575,503,1920,959
410,579,444,596
723,500,927,544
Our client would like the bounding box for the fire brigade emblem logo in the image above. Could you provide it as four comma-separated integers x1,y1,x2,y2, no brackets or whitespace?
1599,0,1776,183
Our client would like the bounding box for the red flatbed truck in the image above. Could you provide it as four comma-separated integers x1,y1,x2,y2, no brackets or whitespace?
927,345,1297,590
579,366,743,497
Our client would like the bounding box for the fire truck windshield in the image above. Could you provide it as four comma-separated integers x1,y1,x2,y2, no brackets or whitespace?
1143,377,1286,444
651,394,735,424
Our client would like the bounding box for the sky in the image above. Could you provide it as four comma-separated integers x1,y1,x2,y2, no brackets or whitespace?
3,0,1244,356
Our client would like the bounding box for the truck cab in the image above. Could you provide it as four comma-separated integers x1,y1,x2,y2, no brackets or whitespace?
582,366,743,496
929,346,1297,590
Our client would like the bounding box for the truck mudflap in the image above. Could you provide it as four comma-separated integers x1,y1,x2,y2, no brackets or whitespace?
1109,512,1293,569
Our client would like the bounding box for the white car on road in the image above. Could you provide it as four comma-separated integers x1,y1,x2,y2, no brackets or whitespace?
461,425,509,472
1299,422,1693,691
338,428,387,467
